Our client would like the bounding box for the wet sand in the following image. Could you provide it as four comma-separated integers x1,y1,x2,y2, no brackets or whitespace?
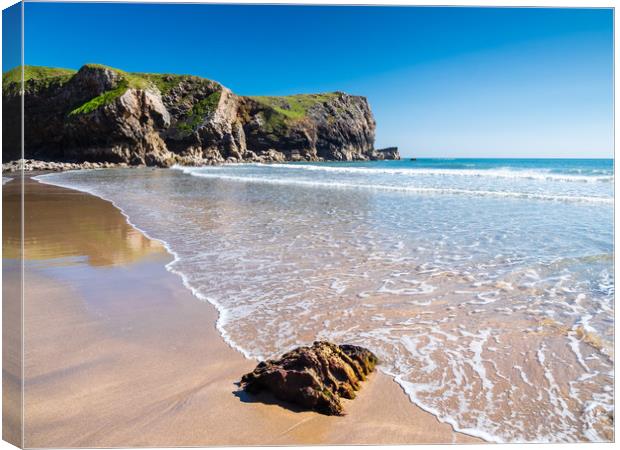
4,177,482,447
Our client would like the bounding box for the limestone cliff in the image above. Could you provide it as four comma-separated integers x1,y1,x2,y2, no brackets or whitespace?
2,64,400,166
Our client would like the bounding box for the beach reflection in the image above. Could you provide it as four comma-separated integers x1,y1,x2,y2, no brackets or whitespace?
2,178,164,267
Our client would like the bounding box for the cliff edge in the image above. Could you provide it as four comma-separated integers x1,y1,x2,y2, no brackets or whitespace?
2,64,400,166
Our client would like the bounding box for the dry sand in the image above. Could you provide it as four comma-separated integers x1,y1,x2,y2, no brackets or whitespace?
3,177,482,447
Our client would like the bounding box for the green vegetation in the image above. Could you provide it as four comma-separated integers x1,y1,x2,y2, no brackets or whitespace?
249,93,339,133
176,91,222,134
3,64,340,126
70,65,218,116
69,80,128,116
2,65,76,85
82,63,115,70
69,65,154,116
3,65,76,96
133,73,189,95
82,64,151,90
120,72,151,90
250,93,339,120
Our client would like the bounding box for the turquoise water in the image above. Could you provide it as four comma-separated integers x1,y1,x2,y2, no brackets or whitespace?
38,158,614,443
315,158,613,174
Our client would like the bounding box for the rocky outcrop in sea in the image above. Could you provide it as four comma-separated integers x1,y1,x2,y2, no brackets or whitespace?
3,64,400,166
240,341,378,415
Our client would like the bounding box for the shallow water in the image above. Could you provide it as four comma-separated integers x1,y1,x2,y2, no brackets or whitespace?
37,159,614,443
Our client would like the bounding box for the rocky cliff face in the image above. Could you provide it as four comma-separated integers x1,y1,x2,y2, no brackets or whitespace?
2,65,400,166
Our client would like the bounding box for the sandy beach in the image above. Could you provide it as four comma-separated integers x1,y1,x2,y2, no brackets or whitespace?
3,177,481,447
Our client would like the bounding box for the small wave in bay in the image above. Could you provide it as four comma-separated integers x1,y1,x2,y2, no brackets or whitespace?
254,163,613,183
176,165,613,205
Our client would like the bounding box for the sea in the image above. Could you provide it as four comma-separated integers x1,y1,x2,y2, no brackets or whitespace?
36,158,614,443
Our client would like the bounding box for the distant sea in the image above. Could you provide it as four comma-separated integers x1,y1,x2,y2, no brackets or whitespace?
38,158,614,443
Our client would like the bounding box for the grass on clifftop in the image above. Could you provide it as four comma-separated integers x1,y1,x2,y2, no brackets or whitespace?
70,65,211,115
3,65,76,96
250,93,339,120
70,67,221,117
81,64,151,90
249,93,340,132
133,73,194,95
4,64,345,125
2,65,77,85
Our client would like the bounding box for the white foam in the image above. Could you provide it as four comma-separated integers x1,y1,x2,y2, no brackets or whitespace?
235,163,613,184
513,365,533,386
174,166,613,205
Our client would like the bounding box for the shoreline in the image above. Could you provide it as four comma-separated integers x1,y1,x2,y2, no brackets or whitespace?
8,176,482,446
34,171,260,363
33,171,493,442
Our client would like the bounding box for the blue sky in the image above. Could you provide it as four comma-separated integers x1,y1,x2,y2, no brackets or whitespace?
5,2,614,158
2,2,20,73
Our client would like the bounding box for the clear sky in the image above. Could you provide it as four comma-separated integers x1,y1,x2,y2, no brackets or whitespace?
2,2,20,74
6,2,615,158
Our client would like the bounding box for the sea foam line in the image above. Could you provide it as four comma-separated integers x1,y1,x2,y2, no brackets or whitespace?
174,167,613,205
239,163,613,183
